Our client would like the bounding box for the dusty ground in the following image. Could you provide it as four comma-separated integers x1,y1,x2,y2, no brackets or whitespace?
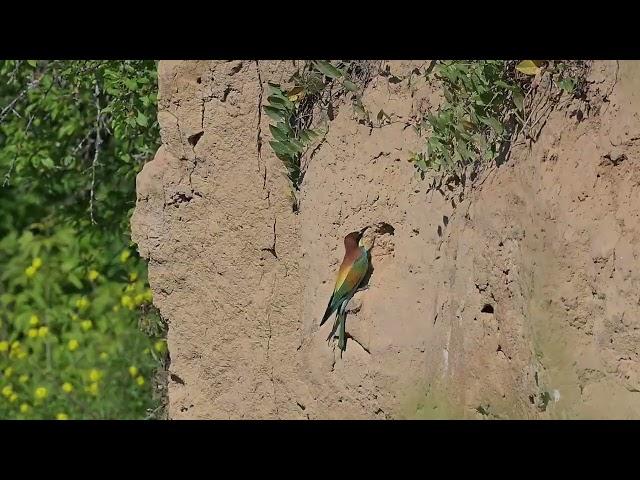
131,60,640,419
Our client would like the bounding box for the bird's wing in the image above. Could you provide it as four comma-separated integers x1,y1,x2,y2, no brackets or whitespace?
320,248,369,327
320,291,337,326
332,248,369,302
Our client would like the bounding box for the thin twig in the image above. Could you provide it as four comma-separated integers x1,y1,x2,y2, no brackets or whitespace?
0,75,43,124
90,82,102,225
0,61,63,124
7,61,22,85
72,129,94,155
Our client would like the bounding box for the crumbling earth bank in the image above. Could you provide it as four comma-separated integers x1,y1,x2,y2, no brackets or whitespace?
132,60,640,419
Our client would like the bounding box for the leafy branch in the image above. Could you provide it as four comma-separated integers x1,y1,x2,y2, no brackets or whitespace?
263,60,375,196
409,60,590,187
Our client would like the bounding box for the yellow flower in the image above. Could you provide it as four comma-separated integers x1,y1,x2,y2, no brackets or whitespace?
134,293,144,305
19,403,30,414
4,367,13,378
17,351,27,360
56,413,69,420
67,339,79,352
89,369,102,382
70,314,79,321
34,387,48,399
11,341,20,351
19,374,29,383
112,305,120,312
80,320,93,331
32,257,43,269
27,328,38,338
29,315,40,326
87,269,100,281
143,348,150,355
75,297,90,310
37,326,49,338
2,385,13,397
136,376,145,386
0,341,8,352
120,249,131,263
154,340,167,353
143,289,153,302
128,366,139,377
121,295,134,310
25,265,37,278
9,393,18,403
87,382,99,396
99,352,109,360
125,283,136,293
62,382,74,393
129,272,138,282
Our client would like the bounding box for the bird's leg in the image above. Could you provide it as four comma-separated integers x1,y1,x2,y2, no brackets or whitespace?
355,284,369,293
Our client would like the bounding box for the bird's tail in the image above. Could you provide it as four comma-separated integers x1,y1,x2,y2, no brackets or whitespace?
337,307,347,356
326,299,348,356
326,314,340,342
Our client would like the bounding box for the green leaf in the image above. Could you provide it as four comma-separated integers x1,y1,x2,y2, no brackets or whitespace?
314,61,343,79
300,129,319,143
461,119,476,131
267,95,293,110
269,124,288,142
299,130,311,143
516,60,543,76
267,82,283,96
124,78,138,91
289,138,305,152
67,273,83,289
415,157,428,172
269,140,296,157
353,102,367,118
305,73,326,94
343,80,358,92
286,85,304,96
264,106,285,121
41,157,54,169
557,77,576,93
513,90,524,112
457,140,472,162
473,133,488,153
479,116,504,135
266,98,287,110
136,112,148,127
27,60,37,68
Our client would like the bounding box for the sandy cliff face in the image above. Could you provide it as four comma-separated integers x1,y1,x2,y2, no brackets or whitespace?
132,60,640,419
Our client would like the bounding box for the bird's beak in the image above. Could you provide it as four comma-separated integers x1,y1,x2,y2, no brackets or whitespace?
359,226,370,236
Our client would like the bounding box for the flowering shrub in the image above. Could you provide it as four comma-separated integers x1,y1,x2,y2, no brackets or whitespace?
0,60,165,419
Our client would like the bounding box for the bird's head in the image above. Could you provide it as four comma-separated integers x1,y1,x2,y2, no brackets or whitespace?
344,226,370,249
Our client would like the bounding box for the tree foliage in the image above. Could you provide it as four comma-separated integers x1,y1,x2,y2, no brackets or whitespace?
0,60,164,419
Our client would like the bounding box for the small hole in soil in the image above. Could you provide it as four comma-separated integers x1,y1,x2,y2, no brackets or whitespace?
481,304,494,314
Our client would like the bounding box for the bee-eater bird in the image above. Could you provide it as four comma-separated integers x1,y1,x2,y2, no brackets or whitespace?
320,226,371,355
